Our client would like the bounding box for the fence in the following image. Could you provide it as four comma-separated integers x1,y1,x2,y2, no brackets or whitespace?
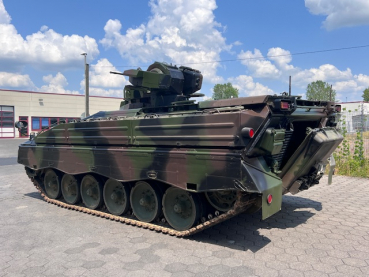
336,107,369,159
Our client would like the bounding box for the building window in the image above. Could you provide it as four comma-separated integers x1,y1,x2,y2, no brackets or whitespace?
32,117,40,130
0,106,15,138
31,117,79,131
41,118,49,129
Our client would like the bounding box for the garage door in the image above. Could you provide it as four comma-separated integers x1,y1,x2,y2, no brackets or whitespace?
0,106,14,138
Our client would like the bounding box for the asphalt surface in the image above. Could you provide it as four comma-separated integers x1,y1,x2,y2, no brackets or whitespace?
0,138,369,276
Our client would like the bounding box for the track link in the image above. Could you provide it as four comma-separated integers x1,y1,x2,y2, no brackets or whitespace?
29,175,254,237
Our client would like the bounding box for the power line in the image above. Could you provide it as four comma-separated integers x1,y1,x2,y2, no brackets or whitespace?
93,44,369,68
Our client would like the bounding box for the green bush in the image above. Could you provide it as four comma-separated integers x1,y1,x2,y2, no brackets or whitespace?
334,113,369,177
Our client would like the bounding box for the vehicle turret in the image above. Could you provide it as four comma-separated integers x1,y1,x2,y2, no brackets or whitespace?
112,62,203,110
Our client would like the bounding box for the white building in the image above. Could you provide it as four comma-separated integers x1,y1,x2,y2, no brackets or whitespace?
0,89,123,138
338,101,369,132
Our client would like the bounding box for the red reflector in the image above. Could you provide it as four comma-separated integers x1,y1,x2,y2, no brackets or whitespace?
281,102,289,109
267,194,273,204
241,127,254,138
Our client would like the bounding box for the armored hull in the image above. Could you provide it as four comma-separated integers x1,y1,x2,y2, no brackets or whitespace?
16,62,343,235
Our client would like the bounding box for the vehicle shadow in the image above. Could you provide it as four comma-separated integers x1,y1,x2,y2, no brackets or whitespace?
24,191,43,200
187,194,322,252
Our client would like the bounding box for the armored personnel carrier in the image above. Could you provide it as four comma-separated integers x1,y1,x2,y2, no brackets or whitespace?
16,62,343,236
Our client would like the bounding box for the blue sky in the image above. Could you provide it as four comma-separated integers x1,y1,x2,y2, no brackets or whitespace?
1,0,369,102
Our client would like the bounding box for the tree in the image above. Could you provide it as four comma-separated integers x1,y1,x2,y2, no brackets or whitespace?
212,83,239,100
362,87,369,102
306,80,336,101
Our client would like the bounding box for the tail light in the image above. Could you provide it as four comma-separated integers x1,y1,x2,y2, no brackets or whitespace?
241,127,254,138
280,101,290,109
267,194,273,205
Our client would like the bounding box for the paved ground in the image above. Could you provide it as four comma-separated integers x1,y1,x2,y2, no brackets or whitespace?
0,138,369,277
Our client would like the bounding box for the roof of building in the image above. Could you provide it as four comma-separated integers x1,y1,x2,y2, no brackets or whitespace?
0,88,122,100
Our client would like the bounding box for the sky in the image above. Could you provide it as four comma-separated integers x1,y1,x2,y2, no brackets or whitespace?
1,0,369,102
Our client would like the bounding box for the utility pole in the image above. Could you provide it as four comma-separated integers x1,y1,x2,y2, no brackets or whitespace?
289,76,291,96
81,53,89,117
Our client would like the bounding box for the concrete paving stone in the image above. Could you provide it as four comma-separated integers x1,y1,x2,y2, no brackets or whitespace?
142,261,166,271
285,247,306,256
305,249,329,258
187,263,209,273
325,233,346,240
193,272,214,277
329,273,358,277
265,260,289,270
303,270,328,277
279,268,305,277
164,262,188,273
147,271,172,277
179,255,201,265
99,247,120,255
63,267,88,276
126,269,151,277
253,252,276,262
207,264,232,275
261,245,285,255
354,244,369,253
226,266,253,277
242,258,265,269
336,264,365,275
297,254,320,264
281,235,301,243
312,262,338,274
199,256,222,266
348,250,369,259
21,266,47,275
333,243,356,252
3,274,26,277
220,257,243,267
81,260,106,269
289,261,313,271
253,267,279,277
212,249,232,258
276,253,299,263
1,139,369,276
342,257,368,267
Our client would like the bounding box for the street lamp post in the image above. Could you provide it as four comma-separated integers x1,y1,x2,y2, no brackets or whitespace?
81,53,89,117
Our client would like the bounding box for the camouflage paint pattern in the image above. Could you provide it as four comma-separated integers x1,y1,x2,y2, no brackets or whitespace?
17,62,343,226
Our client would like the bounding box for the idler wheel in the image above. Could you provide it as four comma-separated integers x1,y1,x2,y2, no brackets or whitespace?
61,174,81,204
205,190,237,212
163,188,201,231
103,179,130,216
130,181,162,223
80,175,103,210
43,169,62,199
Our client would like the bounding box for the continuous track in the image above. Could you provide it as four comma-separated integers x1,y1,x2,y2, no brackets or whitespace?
29,174,254,237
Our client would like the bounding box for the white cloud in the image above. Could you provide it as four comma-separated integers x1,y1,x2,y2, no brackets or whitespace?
79,58,129,97
0,0,99,72
40,73,79,94
237,46,369,100
267,48,294,71
305,0,369,30
228,75,274,97
100,0,230,83
89,88,123,98
0,72,36,89
0,0,10,24
238,49,280,79
89,59,129,88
